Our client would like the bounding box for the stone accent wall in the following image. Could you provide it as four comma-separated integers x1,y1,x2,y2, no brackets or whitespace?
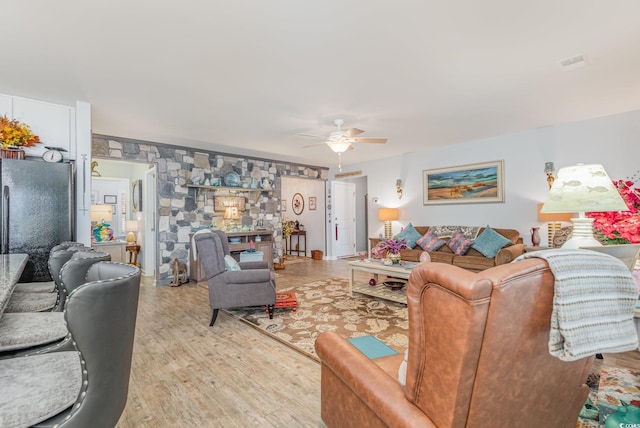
93,135,328,284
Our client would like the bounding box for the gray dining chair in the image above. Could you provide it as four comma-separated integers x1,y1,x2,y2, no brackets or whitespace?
13,242,86,294
4,245,88,313
0,262,141,428
0,251,111,358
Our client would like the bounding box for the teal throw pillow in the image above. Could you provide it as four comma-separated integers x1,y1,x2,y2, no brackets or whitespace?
470,226,512,258
416,231,446,251
224,255,241,271
446,228,475,255
395,223,422,249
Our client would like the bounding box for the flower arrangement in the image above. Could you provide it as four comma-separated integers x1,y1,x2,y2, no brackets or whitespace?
0,115,40,149
587,179,640,244
371,238,409,259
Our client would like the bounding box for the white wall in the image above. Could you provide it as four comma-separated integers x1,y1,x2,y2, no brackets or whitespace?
281,176,326,257
330,109,640,246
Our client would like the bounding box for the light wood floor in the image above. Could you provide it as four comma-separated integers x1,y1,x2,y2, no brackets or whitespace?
116,257,640,427
116,257,354,428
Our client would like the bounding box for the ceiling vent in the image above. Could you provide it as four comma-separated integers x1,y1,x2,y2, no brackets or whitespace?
559,54,588,71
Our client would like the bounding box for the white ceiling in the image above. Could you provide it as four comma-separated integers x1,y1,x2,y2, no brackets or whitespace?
2,1,640,168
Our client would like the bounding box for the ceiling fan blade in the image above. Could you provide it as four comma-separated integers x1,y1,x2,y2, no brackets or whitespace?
352,137,388,144
302,142,326,148
344,128,364,137
297,133,325,139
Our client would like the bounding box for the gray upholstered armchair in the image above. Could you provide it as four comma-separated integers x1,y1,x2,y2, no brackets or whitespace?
193,230,276,326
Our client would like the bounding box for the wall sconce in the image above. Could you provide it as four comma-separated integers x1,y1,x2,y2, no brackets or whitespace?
544,162,555,189
395,179,403,199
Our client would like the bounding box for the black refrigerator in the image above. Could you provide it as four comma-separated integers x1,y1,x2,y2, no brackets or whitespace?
1,158,75,282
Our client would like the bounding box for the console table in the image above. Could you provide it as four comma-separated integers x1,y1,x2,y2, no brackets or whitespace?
286,230,306,257
189,230,274,283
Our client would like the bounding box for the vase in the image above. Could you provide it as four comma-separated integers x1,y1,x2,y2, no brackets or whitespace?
0,146,25,159
531,227,540,246
387,253,401,264
250,177,257,189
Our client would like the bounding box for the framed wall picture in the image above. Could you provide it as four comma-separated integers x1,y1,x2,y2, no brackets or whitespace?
309,196,317,210
281,199,287,211
292,193,304,215
214,195,246,212
423,160,504,205
104,194,117,204
90,191,99,205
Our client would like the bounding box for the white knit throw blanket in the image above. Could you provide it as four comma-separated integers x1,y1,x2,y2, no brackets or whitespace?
516,249,639,361
191,229,213,260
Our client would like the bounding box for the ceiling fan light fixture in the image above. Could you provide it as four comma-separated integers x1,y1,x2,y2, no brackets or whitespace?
327,140,352,153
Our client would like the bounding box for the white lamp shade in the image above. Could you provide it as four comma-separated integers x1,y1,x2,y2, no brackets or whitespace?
90,205,112,222
540,164,628,214
125,220,138,232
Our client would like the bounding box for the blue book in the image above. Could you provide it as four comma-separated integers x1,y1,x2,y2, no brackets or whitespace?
348,336,398,359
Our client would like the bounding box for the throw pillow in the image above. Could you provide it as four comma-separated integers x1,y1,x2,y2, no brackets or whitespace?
416,231,446,252
224,255,241,271
471,225,512,258
395,223,422,249
446,228,475,255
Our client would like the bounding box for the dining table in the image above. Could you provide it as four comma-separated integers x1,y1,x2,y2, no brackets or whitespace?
0,254,29,317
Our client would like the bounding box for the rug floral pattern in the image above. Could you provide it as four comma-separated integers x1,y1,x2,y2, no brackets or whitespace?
224,277,409,361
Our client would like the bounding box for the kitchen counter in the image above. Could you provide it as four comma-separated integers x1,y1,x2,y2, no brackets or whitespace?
0,254,29,316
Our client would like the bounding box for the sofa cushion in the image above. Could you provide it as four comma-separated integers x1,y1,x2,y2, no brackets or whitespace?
447,229,475,255
395,223,422,249
416,231,446,252
224,255,241,271
471,225,512,258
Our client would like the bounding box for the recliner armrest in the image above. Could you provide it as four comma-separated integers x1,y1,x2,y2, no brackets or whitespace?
315,332,435,428
223,269,273,285
238,261,268,270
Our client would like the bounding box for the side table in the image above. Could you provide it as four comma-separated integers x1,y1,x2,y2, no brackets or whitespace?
126,244,141,267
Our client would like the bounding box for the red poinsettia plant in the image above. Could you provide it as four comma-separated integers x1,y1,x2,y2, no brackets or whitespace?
587,179,640,244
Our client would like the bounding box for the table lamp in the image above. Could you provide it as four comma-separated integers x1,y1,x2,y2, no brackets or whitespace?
224,206,241,230
90,205,112,223
378,207,399,240
125,220,139,244
540,164,628,248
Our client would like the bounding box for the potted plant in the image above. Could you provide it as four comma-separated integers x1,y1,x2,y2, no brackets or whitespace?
373,238,409,264
0,115,41,159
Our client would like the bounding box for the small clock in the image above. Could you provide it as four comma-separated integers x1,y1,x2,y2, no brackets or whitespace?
42,146,67,163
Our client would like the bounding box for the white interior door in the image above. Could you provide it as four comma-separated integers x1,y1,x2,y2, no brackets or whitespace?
331,181,356,258
143,167,157,277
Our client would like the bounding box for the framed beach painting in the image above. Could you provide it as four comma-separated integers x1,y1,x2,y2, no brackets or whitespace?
423,160,504,205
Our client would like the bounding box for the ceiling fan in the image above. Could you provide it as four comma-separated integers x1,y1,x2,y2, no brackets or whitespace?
299,119,388,170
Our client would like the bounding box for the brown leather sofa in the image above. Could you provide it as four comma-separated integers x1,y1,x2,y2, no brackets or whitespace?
315,259,594,428
370,226,525,272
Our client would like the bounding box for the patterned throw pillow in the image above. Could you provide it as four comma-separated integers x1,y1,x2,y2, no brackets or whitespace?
446,228,475,255
471,225,512,258
416,231,446,251
394,223,423,249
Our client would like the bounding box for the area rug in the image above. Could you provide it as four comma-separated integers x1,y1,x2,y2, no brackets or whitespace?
224,277,409,361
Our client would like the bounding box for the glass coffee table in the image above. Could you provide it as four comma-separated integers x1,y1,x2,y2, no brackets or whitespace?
348,259,418,305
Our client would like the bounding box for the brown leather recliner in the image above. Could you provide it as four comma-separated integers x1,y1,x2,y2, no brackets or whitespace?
315,259,594,428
